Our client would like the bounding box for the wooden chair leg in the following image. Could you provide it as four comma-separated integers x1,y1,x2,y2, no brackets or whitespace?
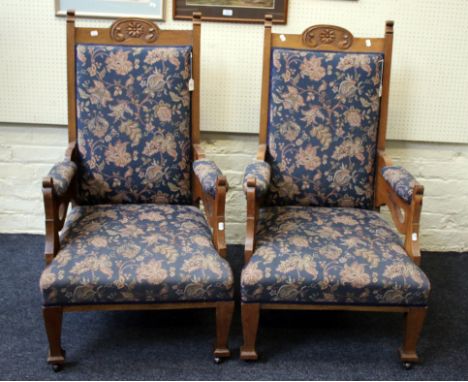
399,307,427,366
43,306,65,370
214,301,235,361
240,302,260,360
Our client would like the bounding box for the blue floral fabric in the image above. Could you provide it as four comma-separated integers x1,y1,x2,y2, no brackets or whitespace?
75,44,192,205
241,206,430,306
266,49,384,208
40,204,234,305
193,159,223,198
382,166,418,204
47,159,77,197
243,161,271,198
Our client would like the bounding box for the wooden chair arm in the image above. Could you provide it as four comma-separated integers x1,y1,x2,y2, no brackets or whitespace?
194,172,228,258
244,143,269,263
42,178,72,265
212,176,228,257
375,151,425,265
42,142,77,265
244,177,258,264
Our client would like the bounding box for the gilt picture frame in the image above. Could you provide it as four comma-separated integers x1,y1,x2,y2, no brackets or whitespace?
173,0,288,24
55,0,165,21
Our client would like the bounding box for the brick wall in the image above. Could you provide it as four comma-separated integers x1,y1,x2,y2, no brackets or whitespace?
0,125,66,232
1,123,467,251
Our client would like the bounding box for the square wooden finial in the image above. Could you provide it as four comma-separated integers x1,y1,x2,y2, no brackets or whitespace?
386,20,394,34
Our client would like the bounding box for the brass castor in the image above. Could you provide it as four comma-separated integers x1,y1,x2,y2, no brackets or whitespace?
49,349,65,372
214,357,222,364
52,364,63,372
403,362,413,370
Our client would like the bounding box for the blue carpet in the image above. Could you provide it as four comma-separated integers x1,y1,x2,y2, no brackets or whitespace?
0,234,467,380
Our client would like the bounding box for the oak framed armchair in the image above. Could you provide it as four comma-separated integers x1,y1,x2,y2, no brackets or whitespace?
240,16,430,369
39,11,234,371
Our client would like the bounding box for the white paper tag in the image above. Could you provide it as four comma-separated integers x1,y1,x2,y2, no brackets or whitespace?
365,39,372,47
222,9,233,16
218,222,225,231
412,233,418,241
280,34,286,42
90,30,99,37
189,78,195,91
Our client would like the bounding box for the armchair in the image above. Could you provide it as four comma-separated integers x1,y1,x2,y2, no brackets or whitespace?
240,17,430,369
39,12,234,371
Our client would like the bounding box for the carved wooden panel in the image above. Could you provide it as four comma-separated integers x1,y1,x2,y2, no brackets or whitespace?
302,25,353,50
110,19,160,42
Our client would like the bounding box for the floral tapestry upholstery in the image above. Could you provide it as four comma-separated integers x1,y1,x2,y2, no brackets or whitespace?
241,206,430,306
47,159,77,197
243,161,271,198
193,159,223,198
382,166,418,204
266,49,384,208
75,44,192,205
40,204,234,305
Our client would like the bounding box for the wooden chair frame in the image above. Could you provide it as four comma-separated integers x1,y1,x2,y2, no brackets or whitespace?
241,16,427,368
42,11,233,370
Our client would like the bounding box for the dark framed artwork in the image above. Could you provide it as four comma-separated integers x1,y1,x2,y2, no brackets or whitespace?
173,0,288,24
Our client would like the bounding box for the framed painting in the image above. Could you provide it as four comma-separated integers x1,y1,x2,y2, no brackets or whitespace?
55,0,165,21
173,0,288,24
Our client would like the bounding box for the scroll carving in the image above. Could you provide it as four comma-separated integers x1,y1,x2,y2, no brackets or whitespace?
110,19,160,42
302,25,353,50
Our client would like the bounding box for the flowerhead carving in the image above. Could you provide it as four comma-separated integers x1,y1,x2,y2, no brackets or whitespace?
126,22,144,38
320,29,336,44
302,25,353,50
110,19,160,43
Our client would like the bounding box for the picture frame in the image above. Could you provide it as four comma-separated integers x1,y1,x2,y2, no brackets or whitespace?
55,0,165,21
173,0,288,24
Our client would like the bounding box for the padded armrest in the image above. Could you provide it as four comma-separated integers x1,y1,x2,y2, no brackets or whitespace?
47,159,77,197
193,159,223,198
242,161,271,198
382,166,419,204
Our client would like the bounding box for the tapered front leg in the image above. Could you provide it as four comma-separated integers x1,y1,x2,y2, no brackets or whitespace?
43,306,65,369
399,307,427,365
214,301,235,360
240,302,260,360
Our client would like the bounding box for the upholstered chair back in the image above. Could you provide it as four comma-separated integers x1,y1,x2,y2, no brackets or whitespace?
75,44,193,204
266,48,384,209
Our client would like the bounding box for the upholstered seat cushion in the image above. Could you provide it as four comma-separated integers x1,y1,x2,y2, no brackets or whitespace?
40,204,233,305
241,206,430,307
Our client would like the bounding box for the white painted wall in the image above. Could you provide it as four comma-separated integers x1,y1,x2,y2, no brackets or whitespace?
2,0,468,142
1,123,467,251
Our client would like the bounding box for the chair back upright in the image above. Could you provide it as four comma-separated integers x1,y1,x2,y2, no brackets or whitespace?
258,16,394,209
66,11,202,205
